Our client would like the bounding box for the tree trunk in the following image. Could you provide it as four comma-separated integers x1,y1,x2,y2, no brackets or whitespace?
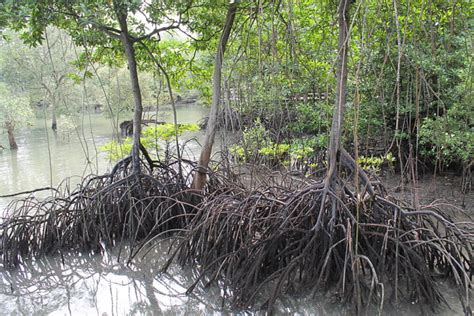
115,5,143,175
325,0,351,185
51,106,57,131
6,122,18,150
193,1,238,190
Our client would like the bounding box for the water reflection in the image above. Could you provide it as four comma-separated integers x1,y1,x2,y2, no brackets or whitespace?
0,241,228,315
1,239,464,315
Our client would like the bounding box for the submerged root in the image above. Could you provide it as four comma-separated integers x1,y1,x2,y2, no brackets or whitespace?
166,174,473,313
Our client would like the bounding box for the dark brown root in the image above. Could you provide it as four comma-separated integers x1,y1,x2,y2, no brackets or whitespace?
1,157,472,314
164,169,473,314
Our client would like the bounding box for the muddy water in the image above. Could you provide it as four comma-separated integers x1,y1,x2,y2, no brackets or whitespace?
0,242,226,315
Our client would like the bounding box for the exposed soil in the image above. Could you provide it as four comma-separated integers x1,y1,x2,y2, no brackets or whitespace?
381,173,473,215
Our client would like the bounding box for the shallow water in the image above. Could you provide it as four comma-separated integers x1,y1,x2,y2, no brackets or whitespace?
0,242,226,315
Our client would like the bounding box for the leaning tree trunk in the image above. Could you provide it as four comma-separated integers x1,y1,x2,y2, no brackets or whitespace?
6,122,18,150
116,7,143,175
325,0,351,187
193,1,238,190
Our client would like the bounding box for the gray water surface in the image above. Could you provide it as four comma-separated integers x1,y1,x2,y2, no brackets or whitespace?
0,242,228,315
0,241,465,316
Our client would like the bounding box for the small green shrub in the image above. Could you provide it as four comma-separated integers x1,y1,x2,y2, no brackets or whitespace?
230,119,324,173
142,123,199,143
230,118,271,162
100,138,133,161
357,153,395,174
100,123,199,161
259,143,291,157
419,104,473,168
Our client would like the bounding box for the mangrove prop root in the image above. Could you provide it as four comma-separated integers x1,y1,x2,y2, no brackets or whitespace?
0,158,210,268
165,175,472,314
0,158,472,314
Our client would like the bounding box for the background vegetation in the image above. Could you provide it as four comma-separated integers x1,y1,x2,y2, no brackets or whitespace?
0,0,471,181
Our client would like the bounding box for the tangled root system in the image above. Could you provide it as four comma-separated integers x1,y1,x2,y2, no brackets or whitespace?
1,156,472,314
0,158,208,267
166,173,473,313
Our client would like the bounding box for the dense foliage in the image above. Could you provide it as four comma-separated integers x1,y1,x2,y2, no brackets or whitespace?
212,0,472,176
1,0,471,177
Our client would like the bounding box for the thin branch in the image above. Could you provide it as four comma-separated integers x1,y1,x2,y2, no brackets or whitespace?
0,187,59,198
132,23,180,43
